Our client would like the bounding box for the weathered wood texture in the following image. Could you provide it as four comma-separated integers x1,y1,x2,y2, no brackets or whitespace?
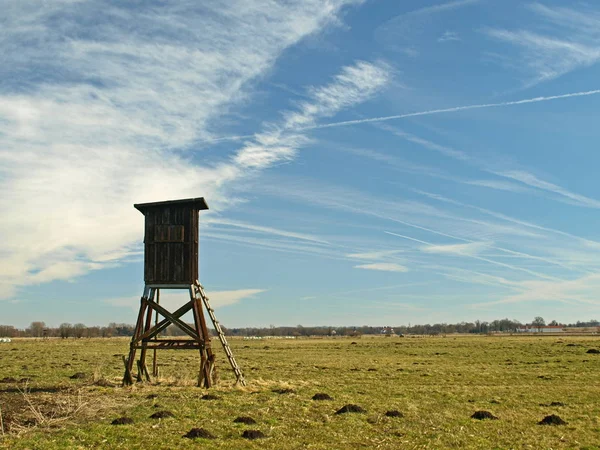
134,198,207,285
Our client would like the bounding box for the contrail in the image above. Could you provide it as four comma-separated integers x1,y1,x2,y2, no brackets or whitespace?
304,89,600,131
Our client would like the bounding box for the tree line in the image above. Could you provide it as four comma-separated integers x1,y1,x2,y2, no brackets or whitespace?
1,317,599,338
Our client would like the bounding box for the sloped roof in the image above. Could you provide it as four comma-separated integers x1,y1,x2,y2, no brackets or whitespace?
134,197,209,213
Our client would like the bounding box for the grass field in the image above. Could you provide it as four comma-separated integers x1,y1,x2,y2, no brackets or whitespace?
1,335,600,449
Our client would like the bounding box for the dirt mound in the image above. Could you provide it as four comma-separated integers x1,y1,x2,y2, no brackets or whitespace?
586,348,600,354
312,393,333,401
540,401,566,407
335,404,366,414
471,411,498,420
111,417,134,425
367,368,377,371
565,343,578,347
272,388,295,394
150,410,175,419
201,394,220,400
183,428,215,439
69,372,86,379
539,414,567,425
146,394,158,399
385,410,404,417
242,430,266,440
350,342,358,345
0,377,17,383
234,416,257,424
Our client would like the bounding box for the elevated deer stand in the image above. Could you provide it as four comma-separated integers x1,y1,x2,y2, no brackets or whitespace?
123,198,245,387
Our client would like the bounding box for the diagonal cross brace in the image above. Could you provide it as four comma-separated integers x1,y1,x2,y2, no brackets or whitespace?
139,297,199,342
139,300,194,341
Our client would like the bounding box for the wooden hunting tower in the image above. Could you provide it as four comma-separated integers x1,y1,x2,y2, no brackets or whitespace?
123,197,245,387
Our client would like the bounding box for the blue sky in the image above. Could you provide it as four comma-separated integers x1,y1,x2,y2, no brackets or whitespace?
2,0,600,328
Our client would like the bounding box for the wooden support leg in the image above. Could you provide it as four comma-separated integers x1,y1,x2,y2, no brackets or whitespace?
137,288,155,382
190,286,213,388
123,286,150,386
152,289,160,377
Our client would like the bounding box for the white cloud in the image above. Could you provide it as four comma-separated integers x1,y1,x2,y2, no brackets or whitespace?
106,288,266,311
481,273,600,306
354,263,408,273
438,31,460,42
234,60,390,168
484,4,600,86
346,250,403,259
494,170,600,209
0,1,392,299
422,241,489,256
307,89,600,131
209,218,330,245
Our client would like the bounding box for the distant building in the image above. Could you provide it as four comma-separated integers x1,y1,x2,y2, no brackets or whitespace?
517,325,565,333
380,326,396,335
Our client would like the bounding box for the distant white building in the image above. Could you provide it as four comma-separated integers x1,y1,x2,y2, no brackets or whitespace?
517,325,564,333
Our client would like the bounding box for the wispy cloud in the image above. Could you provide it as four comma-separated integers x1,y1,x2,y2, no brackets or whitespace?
106,288,266,311
422,241,489,256
234,60,390,169
385,230,562,281
305,89,600,130
346,250,403,260
477,273,600,306
438,31,461,42
0,1,381,299
374,0,479,52
354,263,408,273
492,170,600,209
483,3,600,86
208,218,330,245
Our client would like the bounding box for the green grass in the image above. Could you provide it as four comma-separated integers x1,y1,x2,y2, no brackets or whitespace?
1,335,600,449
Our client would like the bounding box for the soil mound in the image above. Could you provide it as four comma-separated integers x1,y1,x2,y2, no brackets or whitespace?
565,343,578,347
111,417,134,425
272,388,295,394
69,372,86,379
350,342,358,345
539,414,567,425
385,410,404,418
234,416,256,424
335,404,366,414
183,428,215,439
201,394,220,400
242,430,266,440
586,348,600,354
540,401,566,407
367,368,377,371
150,410,175,419
312,393,333,401
471,411,498,420
0,377,17,383
146,394,158,399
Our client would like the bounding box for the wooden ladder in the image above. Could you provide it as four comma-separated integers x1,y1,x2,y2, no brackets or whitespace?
194,282,246,386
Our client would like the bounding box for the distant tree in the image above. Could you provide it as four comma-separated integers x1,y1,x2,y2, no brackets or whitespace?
59,323,72,339
0,325,18,337
28,321,46,337
548,320,559,326
532,316,546,332
73,323,86,338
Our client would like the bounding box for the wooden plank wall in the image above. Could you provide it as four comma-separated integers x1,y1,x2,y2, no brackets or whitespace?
143,205,199,284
